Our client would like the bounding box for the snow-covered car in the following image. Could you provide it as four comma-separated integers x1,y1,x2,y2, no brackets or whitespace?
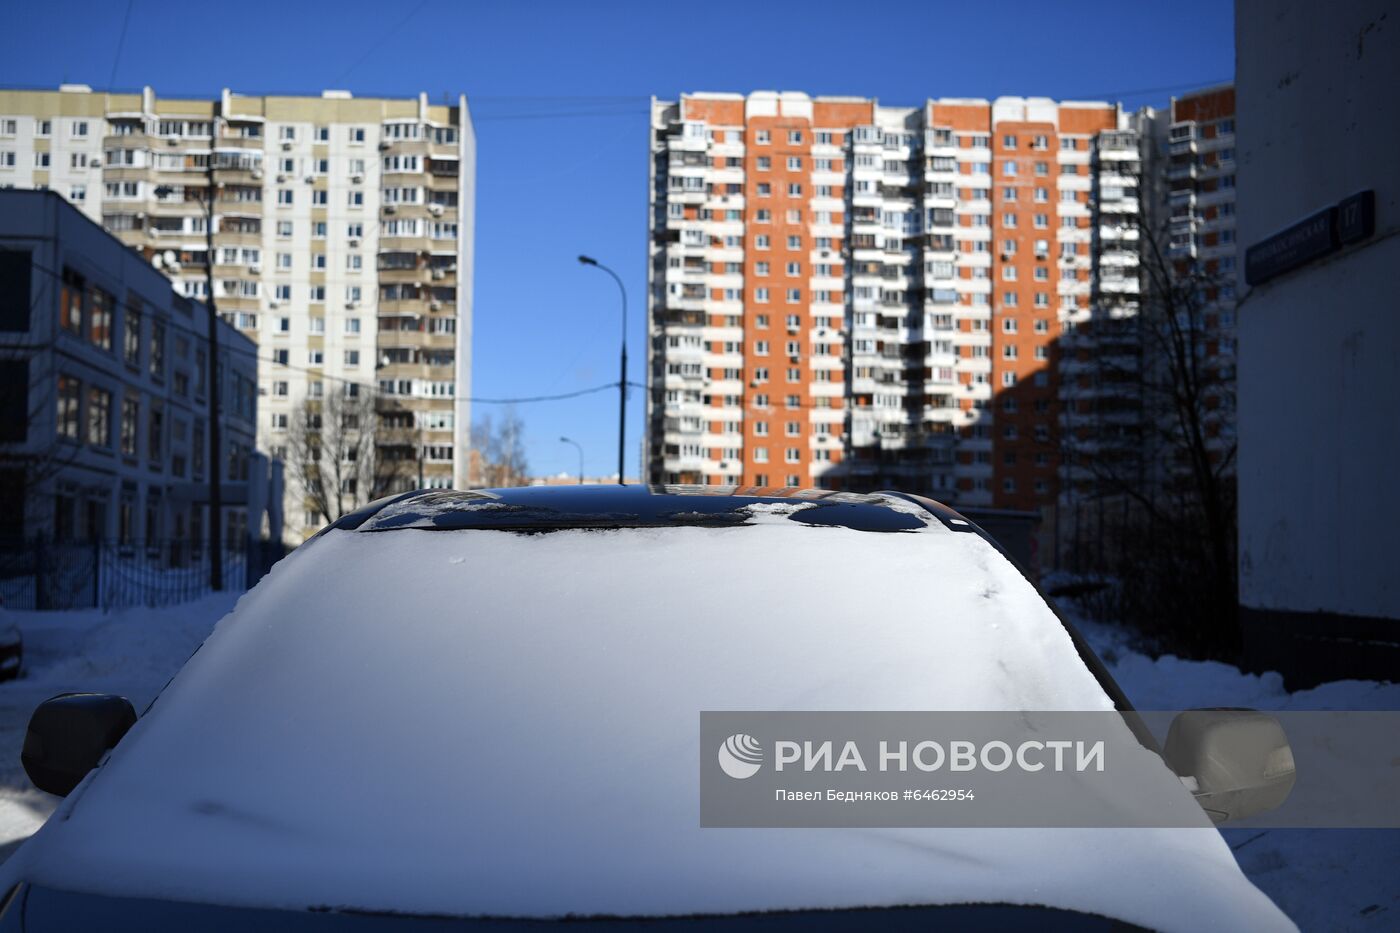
2,486,1296,930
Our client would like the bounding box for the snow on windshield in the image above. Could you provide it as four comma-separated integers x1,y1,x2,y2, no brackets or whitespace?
1,522,1292,931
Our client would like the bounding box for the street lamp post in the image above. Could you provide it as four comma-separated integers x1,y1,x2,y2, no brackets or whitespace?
576,256,626,485
559,436,584,485
155,157,221,590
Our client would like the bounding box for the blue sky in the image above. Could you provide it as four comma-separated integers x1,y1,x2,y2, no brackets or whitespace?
2,0,1234,480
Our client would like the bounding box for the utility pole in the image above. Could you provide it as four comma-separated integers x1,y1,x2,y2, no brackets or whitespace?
205,155,223,590
577,256,627,484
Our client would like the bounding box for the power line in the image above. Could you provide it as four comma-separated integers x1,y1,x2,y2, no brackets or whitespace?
333,0,432,85
2,245,618,407
106,0,135,93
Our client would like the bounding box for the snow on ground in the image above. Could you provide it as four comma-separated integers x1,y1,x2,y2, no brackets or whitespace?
0,594,239,861
1066,606,1400,932
0,582,1391,929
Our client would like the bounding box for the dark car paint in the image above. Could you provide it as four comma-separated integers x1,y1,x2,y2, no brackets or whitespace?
0,883,1149,932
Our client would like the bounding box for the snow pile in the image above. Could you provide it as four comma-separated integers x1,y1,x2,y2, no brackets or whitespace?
1065,605,1400,931
0,525,1290,930
0,594,238,859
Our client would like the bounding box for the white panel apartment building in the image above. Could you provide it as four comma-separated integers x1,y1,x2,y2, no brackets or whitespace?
0,85,474,542
646,92,1140,516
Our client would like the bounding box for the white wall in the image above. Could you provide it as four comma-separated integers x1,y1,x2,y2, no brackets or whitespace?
1235,0,1400,619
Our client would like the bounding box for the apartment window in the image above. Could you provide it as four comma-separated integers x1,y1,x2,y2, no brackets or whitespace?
1001,134,1017,149
71,120,88,137
785,209,801,223
122,300,141,367
56,376,81,440
754,340,770,356
787,183,802,197
755,209,771,223
756,156,771,171
277,190,293,206
785,262,800,276
1002,212,1017,228
755,129,770,144
753,448,769,463
1034,213,1048,228
787,235,801,249
786,156,801,170
755,234,770,250
87,387,111,448
312,190,328,206
309,317,325,334
348,191,364,206
59,269,84,335
1002,318,1017,333
786,288,800,304
756,182,771,197
755,287,769,303
345,350,360,366
1032,135,1048,150
70,185,86,202
89,288,113,352
1060,138,1077,151
1002,266,1017,281
755,261,770,276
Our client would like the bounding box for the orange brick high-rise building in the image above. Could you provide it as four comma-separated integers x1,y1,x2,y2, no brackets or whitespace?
646,92,1141,513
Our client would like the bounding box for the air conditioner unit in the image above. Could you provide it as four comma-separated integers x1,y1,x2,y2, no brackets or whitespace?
276,174,287,182
348,237,360,248
346,301,357,310
378,141,391,150
428,204,444,216
250,168,263,179
90,158,102,167
789,355,800,364
431,268,444,280
351,174,363,183
429,300,442,311
167,137,179,147
269,300,280,308
304,175,314,184
282,141,293,151
248,264,261,274
384,205,397,214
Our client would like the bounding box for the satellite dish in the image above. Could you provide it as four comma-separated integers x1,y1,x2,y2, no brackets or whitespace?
151,254,163,268
163,250,177,266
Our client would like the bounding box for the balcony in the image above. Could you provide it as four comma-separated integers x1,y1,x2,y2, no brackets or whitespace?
1166,162,1198,182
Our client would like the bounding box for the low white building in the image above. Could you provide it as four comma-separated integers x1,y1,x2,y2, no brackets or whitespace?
1235,0,1399,685
0,189,279,555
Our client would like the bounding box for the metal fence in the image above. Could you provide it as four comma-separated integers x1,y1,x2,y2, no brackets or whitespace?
0,539,285,612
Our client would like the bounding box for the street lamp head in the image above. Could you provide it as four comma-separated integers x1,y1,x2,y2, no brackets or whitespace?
577,255,598,266
559,436,572,443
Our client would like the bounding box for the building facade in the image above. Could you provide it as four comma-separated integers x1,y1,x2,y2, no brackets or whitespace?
646,92,1139,516
0,189,271,549
0,85,475,541
1235,0,1398,685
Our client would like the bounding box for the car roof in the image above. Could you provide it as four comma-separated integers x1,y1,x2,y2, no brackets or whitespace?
327,485,978,535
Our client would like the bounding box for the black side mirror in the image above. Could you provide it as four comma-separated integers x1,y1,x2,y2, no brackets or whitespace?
21,693,137,797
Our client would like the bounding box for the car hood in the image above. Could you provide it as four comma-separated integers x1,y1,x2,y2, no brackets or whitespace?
0,519,1295,932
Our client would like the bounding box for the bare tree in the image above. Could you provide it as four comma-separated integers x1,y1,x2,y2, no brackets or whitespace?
1058,157,1241,658
470,408,529,488
285,389,417,525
